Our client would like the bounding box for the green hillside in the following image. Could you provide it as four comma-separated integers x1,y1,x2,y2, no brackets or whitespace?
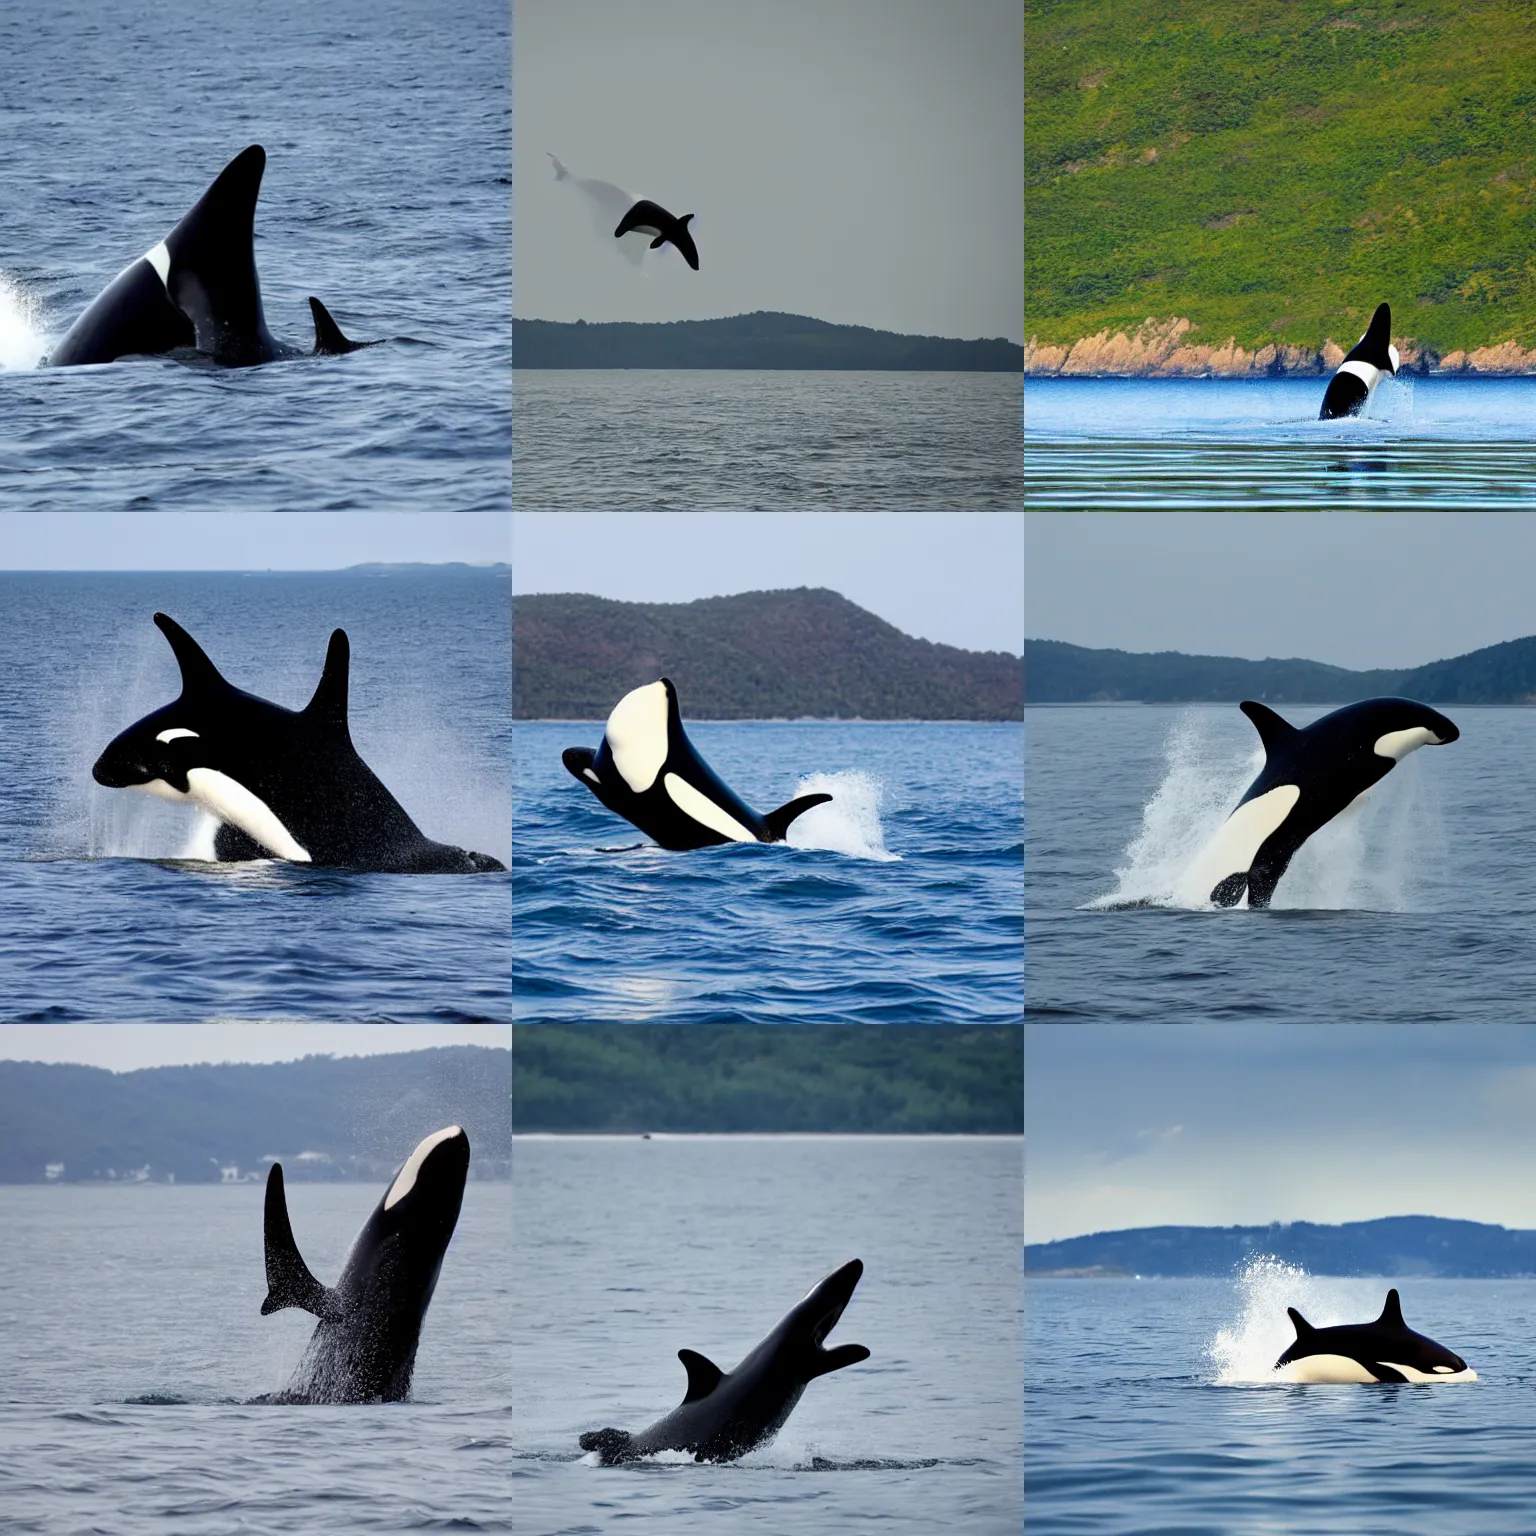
1026,0,1536,355
514,588,1023,720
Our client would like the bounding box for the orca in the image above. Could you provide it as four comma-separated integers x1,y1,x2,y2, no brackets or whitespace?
49,145,370,367
1274,1289,1476,1383
614,198,700,270
580,1259,869,1464
260,1126,470,1404
91,613,505,873
1186,696,1458,910
561,678,831,851
1319,302,1400,419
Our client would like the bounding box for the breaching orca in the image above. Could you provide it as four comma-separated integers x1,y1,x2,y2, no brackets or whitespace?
1187,696,1458,909
49,145,370,367
561,678,831,851
581,1259,869,1464
91,613,505,873
1319,302,1399,419
1274,1289,1476,1383
260,1126,470,1404
614,198,700,270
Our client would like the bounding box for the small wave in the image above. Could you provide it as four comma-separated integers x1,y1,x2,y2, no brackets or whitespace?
0,272,48,370
785,770,900,861
122,1391,190,1405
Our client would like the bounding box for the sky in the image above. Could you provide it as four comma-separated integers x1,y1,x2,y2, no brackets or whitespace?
1026,1025,1536,1243
1026,512,1536,671
513,0,1023,343
0,513,509,570
512,511,1025,653
0,1025,508,1071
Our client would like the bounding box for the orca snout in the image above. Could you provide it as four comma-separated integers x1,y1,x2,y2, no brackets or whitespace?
92,739,150,788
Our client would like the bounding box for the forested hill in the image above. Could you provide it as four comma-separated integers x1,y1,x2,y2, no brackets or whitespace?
1026,0,1536,361
513,312,1023,370
1027,1216,1536,1278
515,588,1024,719
0,1048,510,1184
1026,634,1536,704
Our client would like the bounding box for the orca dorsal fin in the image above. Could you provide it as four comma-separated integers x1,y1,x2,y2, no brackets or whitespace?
762,793,834,843
302,630,351,734
260,1163,335,1318
154,612,230,696
308,296,365,355
678,1348,724,1403
1378,1288,1406,1329
1287,1306,1315,1337
1240,701,1297,755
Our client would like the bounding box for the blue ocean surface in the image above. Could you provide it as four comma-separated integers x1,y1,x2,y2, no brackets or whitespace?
513,371,1024,509
1027,705,1536,1024
1024,377,1536,507
0,0,509,515
514,1135,1022,1534
0,569,509,1022
513,721,1023,1024
1027,1273,1533,1535
0,1182,511,1534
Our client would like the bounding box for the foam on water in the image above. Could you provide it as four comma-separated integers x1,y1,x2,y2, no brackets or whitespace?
0,273,48,370
1089,707,1441,911
1209,1255,1388,1384
784,770,900,861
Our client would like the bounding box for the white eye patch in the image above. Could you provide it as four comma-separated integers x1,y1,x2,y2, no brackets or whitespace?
155,728,200,744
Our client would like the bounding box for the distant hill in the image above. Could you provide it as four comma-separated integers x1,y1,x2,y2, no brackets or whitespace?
1027,1216,1536,1278
0,1048,510,1184
513,1026,1022,1133
513,312,1023,370
1026,634,1536,704
515,588,1023,719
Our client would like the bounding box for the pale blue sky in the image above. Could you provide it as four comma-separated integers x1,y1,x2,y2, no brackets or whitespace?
513,511,1024,653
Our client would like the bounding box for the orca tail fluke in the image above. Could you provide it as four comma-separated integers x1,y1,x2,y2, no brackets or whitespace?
261,1164,334,1319
549,153,569,180
762,792,833,842
309,297,368,355
579,1427,633,1463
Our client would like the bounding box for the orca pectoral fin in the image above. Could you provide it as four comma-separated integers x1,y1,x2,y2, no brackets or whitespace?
649,234,667,249
1370,1362,1408,1384
809,1343,870,1378
308,297,368,355
214,822,268,862
261,1164,334,1319
679,1348,724,1403
762,792,833,842
579,1427,632,1463
1210,872,1248,908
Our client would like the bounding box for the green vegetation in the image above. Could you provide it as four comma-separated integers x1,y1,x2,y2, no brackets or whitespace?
1028,1216,1536,1277
1027,632,1536,704
512,1026,1023,1133
514,588,1023,720
1026,0,1536,353
0,1048,510,1184
513,312,1022,370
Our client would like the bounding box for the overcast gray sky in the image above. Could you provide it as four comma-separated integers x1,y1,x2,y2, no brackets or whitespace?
0,513,509,570
1026,512,1536,671
1027,1025,1536,1243
513,0,1023,342
513,511,1024,653
0,1025,507,1071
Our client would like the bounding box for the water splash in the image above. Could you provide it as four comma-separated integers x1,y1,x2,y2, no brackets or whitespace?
0,272,49,370
1089,708,1441,911
785,770,900,862
1209,1255,1386,1384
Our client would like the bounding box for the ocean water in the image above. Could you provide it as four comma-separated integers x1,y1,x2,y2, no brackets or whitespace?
1023,378,1536,507
1027,1274,1534,1535
513,1135,1022,1534
513,721,1023,1024
0,570,509,1022
1026,704,1536,1024
512,371,1024,509
0,0,510,515
0,1181,511,1534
